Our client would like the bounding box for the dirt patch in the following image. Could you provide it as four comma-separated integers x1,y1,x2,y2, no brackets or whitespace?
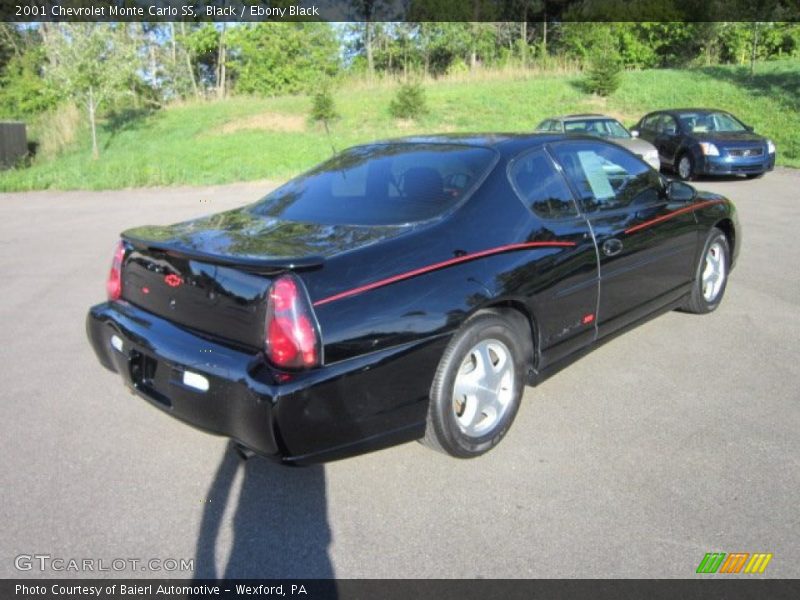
394,118,417,130
394,119,456,133
217,112,306,134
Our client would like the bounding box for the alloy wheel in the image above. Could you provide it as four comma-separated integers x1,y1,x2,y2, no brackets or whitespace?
678,156,692,180
702,241,726,302
452,339,515,437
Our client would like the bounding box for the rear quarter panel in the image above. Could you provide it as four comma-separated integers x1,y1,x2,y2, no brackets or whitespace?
300,164,596,371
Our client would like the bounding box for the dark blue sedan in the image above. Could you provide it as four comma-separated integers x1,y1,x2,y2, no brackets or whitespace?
632,109,776,180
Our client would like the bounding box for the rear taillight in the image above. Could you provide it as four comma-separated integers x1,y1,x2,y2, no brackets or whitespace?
265,274,321,369
106,240,125,301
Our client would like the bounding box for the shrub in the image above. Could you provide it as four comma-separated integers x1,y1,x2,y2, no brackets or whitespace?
389,81,428,120
446,58,470,77
310,86,338,124
584,38,623,97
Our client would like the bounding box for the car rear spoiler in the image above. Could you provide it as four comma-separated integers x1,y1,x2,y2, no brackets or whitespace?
121,234,325,272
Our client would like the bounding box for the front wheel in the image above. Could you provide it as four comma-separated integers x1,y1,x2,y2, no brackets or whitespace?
422,312,526,458
680,227,730,314
677,153,695,181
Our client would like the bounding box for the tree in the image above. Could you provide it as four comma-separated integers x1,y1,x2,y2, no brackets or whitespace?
180,24,221,94
0,44,57,118
44,24,139,159
584,31,623,96
350,1,396,77
229,23,339,96
310,85,338,124
389,80,428,119
0,23,21,72
0,25,57,119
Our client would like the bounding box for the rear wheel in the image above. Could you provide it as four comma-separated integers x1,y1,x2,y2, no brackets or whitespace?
677,153,695,181
422,312,526,458
681,227,730,314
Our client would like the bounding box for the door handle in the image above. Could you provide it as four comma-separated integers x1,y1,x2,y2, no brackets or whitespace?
602,238,623,257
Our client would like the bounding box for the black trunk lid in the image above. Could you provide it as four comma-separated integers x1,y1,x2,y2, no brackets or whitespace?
120,207,409,349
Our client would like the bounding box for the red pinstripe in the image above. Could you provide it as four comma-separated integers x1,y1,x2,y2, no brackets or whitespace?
313,241,576,307
624,199,724,235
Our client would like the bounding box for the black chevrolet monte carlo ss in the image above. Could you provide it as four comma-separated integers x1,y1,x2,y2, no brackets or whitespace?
87,134,740,464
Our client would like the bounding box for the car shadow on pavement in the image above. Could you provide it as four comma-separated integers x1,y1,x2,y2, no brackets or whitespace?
194,442,334,579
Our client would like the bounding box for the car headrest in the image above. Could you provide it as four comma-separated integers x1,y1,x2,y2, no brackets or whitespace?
404,167,444,201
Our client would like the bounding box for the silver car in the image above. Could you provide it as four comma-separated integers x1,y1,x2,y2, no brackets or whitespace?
536,114,661,171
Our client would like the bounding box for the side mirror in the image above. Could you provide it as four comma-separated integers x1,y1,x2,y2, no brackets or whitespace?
745,124,754,132
666,180,696,203
630,129,639,138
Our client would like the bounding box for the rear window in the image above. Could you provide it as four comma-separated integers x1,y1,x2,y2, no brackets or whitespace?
251,143,498,226
564,119,631,139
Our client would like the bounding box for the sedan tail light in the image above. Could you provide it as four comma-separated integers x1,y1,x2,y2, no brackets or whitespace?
106,240,126,301
265,274,321,369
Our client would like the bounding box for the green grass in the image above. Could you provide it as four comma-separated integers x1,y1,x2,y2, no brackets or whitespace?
1,59,798,191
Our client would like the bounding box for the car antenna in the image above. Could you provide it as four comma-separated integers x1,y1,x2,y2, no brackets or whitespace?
323,119,338,157
322,118,347,179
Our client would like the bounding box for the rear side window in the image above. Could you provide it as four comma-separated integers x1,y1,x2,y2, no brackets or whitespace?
509,150,578,219
251,144,497,226
642,114,660,131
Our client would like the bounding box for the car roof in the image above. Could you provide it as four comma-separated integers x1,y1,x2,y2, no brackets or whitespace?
539,114,612,123
647,108,730,117
370,133,520,147
560,114,613,121
356,133,605,157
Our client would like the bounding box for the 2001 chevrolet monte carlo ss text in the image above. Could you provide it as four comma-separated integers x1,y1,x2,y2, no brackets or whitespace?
87,134,740,464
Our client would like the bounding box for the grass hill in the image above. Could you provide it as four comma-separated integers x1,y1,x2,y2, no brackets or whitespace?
1,60,798,191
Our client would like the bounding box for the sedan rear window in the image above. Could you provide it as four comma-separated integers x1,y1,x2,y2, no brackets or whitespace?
564,119,631,139
251,144,497,226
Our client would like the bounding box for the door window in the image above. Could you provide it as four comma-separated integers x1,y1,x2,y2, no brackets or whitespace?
550,141,663,213
641,114,661,132
656,115,678,135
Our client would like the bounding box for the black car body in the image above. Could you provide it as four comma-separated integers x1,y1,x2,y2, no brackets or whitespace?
87,134,740,464
632,108,775,180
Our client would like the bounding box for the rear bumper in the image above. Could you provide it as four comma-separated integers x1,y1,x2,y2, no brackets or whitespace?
699,153,775,176
87,302,442,464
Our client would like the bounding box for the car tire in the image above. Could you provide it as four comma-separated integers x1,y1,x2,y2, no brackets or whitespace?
676,152,695,181
680,227,730,314
421,311,526,458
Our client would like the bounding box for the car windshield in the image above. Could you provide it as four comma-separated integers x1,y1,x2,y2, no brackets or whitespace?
678,112,748,133
563,119,631,139
250,144,497,226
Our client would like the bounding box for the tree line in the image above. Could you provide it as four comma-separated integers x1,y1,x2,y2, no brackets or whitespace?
1,21,798,157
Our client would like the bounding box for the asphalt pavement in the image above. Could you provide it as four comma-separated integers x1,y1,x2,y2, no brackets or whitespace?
1,170,798,579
